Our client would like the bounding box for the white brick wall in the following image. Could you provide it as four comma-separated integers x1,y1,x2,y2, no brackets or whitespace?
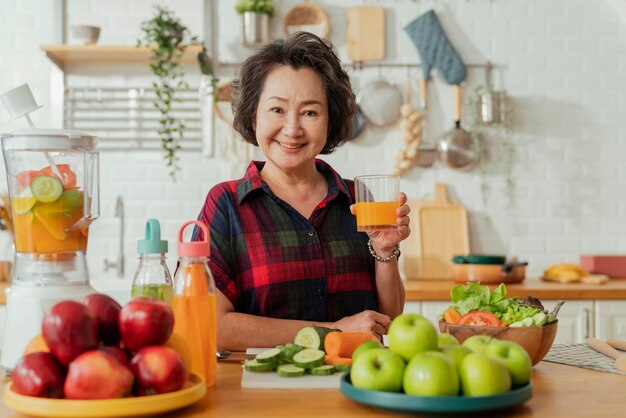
1,0,626,281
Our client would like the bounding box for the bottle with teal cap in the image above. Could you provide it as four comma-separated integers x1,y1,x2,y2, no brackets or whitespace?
131,219,173,304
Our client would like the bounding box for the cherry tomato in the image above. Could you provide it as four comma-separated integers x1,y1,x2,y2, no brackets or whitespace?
458,311,501,327
41,164,77,189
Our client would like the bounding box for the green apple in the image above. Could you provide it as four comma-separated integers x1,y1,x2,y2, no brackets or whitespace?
352,340,384,362
459,353,512,396
462,335,492,354
403,351,460,396
439,344,472,370
438,333,459,347
388,313,438,361
484,340,532,387
350,348,405,392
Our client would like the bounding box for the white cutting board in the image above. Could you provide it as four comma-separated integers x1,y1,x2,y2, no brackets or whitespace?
240,348,342,389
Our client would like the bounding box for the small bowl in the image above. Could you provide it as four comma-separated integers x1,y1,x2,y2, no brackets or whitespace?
439,320,557,365
71,25,101,45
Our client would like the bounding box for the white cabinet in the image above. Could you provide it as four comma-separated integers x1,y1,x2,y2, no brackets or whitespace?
420,301,451,327
546,300,593,344
594,300,626,340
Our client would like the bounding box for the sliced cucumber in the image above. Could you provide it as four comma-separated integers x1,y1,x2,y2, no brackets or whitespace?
243,359,276,372
294,326,336,352
292,348,325,369
280,343,304,363
333,364,351,373
31,175,63,203
277,364,306,377
255,347,282,364
310,365,335,376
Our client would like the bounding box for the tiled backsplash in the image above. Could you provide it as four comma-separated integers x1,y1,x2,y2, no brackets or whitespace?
1,0,626,280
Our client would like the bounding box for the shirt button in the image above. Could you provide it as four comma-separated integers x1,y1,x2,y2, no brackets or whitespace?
317,290,323,298
308,231,315,237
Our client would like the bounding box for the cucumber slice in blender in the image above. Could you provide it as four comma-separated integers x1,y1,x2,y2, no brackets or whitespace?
31,175,63,203
277,364,306,377
292,348,325,369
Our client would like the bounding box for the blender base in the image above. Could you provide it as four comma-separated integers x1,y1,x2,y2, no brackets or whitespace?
0,282,95,370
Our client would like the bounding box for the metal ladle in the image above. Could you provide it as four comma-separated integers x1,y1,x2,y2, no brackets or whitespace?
438,84,478,171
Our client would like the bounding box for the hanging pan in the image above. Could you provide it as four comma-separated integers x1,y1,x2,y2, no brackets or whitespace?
356,80,403,128
438,84,478,170
350,105,368,140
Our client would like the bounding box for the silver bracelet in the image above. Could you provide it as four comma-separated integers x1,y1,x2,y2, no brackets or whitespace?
367,240,400,262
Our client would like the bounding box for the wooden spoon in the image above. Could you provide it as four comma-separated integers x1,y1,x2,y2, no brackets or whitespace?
586,337,626,373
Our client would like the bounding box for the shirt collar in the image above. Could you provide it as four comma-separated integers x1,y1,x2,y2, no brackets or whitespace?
236,160,352,204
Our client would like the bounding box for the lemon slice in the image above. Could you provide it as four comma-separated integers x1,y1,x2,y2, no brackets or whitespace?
31,175,63,203
12,196,37,215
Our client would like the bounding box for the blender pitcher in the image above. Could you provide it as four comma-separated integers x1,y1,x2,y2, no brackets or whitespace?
1,129,99,284
0,129,100,370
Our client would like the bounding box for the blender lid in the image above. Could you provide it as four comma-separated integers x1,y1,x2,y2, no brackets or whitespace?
1,129,97,150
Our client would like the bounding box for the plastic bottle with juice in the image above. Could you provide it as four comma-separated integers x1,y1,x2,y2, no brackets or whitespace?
171,220,217,387
131,219,173,304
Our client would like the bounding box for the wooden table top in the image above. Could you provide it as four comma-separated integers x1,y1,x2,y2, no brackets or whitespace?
403,278,626,301
1,361,624,418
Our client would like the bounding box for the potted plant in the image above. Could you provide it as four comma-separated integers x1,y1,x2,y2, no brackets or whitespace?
236,0,275,46
137,6,198,181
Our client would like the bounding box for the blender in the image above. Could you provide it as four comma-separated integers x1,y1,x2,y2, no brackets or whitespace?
0,84,100,369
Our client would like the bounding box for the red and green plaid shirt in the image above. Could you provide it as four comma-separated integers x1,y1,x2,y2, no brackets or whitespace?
194,160,377,322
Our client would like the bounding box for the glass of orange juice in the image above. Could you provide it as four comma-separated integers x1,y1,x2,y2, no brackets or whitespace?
354,174,400,232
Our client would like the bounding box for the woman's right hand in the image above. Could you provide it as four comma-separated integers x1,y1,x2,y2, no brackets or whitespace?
332,310,391,340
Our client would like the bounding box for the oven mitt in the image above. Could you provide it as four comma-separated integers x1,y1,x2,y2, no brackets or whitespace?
404,10,467,85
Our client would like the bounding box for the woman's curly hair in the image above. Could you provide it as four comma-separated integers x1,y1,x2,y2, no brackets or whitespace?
231,32,356,154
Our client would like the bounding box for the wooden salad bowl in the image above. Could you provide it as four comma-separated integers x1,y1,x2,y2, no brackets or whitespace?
439,320,558,366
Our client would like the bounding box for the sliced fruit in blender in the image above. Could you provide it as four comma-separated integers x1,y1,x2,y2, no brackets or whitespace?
16,170,43,187
41,164,77,189
31,175,63,203
35,189,83,215
12,196,37,215
33,207,67,240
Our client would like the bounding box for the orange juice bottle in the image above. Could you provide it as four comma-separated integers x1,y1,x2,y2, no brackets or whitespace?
171,220,217,387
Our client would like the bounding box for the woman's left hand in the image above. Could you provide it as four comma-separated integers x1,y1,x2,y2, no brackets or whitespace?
350,192,411,257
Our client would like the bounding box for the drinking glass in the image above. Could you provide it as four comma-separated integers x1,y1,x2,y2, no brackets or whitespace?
354,175,400,232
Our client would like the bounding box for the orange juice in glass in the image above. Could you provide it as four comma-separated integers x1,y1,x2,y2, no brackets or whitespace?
354,175,400,232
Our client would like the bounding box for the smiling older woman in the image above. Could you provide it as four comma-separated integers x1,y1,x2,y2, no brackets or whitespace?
194,32,411,351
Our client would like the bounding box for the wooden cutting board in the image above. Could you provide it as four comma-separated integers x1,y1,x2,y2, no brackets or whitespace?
402,183,469,279
240,348,342,389
347,6,385,62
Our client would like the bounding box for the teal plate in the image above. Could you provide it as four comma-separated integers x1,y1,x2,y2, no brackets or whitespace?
340,374,532,414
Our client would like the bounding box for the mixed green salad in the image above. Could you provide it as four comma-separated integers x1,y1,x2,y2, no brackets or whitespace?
442,282,564,327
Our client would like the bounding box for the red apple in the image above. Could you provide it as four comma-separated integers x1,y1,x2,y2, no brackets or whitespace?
64,350,134,400
98,346,130,367
119,298,174,351
130,346,186,395
42,300,99,365
84,293,122,345
12,352,66,398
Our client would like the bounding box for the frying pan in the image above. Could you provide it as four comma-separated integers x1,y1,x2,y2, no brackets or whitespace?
350,105,367,140
438,85,478,170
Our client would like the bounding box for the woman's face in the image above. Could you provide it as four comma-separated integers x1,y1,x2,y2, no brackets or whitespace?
255,65,329,174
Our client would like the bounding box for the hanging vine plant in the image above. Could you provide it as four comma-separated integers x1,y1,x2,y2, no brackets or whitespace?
138,5,198,181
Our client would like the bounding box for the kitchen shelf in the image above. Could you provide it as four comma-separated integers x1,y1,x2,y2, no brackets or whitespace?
41,45,203,70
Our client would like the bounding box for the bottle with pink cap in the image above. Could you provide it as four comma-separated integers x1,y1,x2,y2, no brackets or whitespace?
171,220,217,387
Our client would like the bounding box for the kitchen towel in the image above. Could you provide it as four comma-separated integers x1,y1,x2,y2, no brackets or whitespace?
543,343,626,375
404,10,466,85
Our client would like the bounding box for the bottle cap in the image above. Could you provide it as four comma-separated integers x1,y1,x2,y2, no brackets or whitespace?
178,220,210,257
137,219,168,254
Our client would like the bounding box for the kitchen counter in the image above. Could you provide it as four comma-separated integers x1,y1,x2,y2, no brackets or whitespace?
1,361,623,417
403,279,626,301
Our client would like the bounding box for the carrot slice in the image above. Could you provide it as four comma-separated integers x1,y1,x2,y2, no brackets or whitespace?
443,307,462,324
324,355,352,366
324,331,379,358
